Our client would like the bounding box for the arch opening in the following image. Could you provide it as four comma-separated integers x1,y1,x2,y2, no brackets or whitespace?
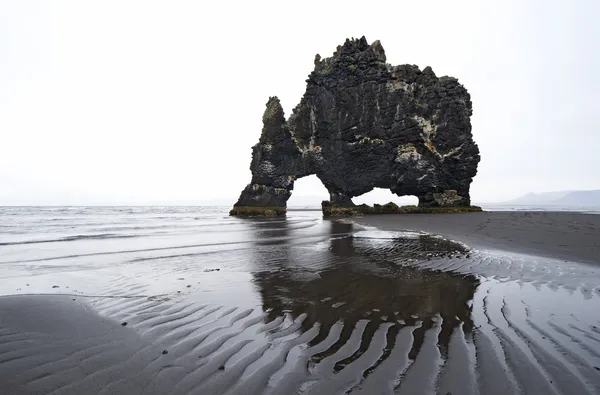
287,175,329,209
354,189,418,207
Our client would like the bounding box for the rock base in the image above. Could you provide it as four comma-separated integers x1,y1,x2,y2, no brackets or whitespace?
322,201,483,217
229,206,287,217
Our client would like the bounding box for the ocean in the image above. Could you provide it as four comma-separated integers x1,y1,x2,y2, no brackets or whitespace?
1,206,599,394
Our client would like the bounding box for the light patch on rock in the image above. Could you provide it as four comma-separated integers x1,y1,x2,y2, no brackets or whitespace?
395,144,422,163
303,148,325,166
440,143,465,160
258,160,275,176
359,137,384,145
413,115,437,139
349,136,385,146
433,190,463,206
394,103,405,121
386,80,414,93
273,175,293,188
413,115,444,157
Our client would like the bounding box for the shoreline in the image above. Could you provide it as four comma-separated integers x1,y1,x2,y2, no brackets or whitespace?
352,211,600,264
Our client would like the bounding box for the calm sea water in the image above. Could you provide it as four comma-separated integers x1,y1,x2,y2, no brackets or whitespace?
1,206,599,394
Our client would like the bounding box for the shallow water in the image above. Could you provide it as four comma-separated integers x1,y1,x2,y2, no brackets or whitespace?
1,207,599,394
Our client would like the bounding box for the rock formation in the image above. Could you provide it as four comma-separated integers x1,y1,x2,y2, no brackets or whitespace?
231,37,480,216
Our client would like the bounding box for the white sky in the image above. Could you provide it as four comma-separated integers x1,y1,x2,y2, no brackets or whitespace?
1,0,599,205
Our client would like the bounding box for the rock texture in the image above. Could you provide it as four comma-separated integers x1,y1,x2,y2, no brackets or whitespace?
232,37,480,215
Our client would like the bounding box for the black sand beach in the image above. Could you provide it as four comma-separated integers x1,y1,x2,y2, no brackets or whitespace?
1,207,599,394
356,211,600,264
0,296,163,394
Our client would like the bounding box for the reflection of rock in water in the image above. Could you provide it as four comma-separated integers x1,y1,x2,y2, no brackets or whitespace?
246,217,291,245
252,220,479,368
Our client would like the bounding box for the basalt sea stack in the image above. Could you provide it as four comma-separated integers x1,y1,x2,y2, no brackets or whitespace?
231,37,480,216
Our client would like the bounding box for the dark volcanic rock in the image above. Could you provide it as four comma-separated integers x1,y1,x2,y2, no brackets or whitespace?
233,37,480,215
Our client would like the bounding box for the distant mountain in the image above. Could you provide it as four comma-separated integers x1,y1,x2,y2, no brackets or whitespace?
507,191,572,205
553,190,600,205
506,190,600,205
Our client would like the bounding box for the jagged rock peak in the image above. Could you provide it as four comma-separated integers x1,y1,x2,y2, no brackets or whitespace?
314,36,386,69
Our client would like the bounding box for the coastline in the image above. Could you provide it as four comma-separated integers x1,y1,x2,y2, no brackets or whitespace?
352,211,600,264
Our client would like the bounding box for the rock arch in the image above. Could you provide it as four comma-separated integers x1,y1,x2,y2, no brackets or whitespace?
231,37,480,216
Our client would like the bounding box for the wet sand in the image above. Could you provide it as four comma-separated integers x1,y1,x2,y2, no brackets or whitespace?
355,211,600,264
0,295,163,394
1,208,600,394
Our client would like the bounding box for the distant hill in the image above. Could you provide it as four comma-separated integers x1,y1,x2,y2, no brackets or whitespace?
506,190,600,205
553,190,600,205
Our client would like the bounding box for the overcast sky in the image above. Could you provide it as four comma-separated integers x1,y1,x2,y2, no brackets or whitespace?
1,0,598,205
